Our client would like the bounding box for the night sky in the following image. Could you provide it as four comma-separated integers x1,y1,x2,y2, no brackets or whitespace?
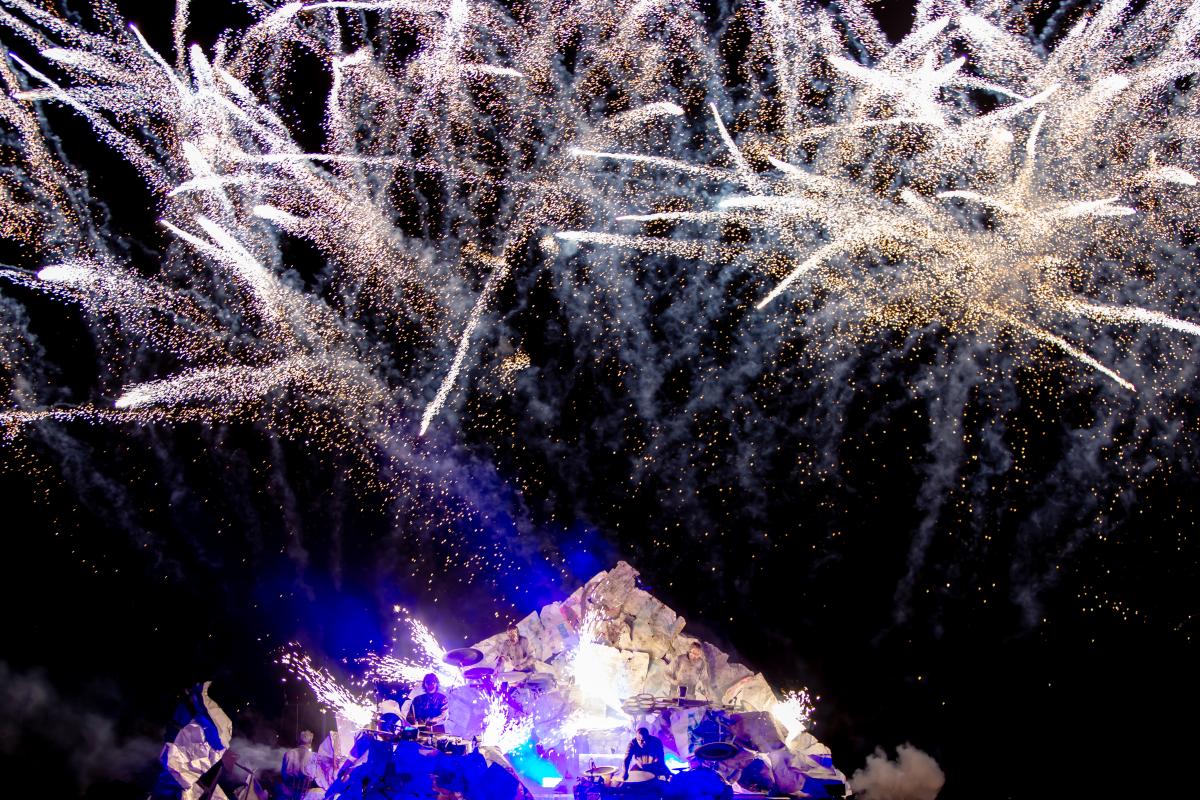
1,2,1197,799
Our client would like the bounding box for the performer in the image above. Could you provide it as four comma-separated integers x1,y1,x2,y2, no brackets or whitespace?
280,729,315,799
401,673,449,728
623,727,670,781
667,642,712,700
496,624,534,672
326,702,406,799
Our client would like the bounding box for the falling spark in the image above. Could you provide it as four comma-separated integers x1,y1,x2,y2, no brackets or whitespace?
364,616,465,688
1066,301,1200,338
279,648,374,728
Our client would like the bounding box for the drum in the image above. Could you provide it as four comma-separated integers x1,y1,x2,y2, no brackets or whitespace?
414,725,442,747
692,742,739,761
435,735,468,756
663,767,730,800
688,709,733,756
463,666,494,686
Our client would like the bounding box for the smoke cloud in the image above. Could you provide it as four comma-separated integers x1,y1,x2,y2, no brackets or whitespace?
227,737,290,776
849,743,946,800
0,661,161,790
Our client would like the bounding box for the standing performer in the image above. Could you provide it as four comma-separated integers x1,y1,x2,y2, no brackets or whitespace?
401,673,449,728
667,642,712,700
667,641,714,753
623,727,670,781
280,729,315,799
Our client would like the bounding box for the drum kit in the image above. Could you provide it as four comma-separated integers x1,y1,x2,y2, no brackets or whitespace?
574,765,659,799
359,723,467,756
574,760,737,800
687,708,745,766
617,696,744,764
434,649,745,798
440,645,557,722
619,693,739,715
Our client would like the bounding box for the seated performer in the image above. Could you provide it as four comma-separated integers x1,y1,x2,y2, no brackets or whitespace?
496,624,534,672
401,673,449,729
623,727,670,780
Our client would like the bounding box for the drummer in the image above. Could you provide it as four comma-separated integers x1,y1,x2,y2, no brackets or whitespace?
401,673,449,729
326,701,407,799
622,727,670,781
495,624,534,673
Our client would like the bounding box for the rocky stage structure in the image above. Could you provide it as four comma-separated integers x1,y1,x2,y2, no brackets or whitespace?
457,561,848,797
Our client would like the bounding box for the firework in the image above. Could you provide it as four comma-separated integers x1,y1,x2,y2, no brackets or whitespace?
1,1,1198,597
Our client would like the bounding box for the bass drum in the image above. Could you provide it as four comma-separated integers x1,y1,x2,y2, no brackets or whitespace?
662,767,731,800
444,684,487,739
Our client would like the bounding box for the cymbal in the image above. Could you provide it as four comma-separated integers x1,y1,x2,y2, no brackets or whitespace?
692,741,740,761
495,670,530,683
443,647,484,667
463,666,494,681
621,693,657,713
584,766,616,776
624,770,656,783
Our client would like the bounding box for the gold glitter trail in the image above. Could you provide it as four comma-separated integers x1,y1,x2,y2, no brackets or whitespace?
1066,301,1200,338
1001,314,1136,392
420,259,510,436
562,0,1200,390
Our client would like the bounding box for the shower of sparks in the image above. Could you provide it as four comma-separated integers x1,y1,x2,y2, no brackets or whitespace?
0,0,1198,575
363,615,465,689
561,609,631,722
562,0,1200,392
279,648,374,728
479,694,534,753
770,688,815,742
